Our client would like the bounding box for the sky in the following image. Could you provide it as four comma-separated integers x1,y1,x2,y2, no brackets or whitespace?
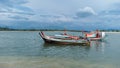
0,0,120,30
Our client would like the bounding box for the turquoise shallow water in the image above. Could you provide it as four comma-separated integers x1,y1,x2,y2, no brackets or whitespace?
0,31,120,68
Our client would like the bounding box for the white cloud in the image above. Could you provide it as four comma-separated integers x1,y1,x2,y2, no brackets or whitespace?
0,0,120,30
29,14,74,22
53,15,74,22
0,12,31,21
76,7,97,18
0,0,34,21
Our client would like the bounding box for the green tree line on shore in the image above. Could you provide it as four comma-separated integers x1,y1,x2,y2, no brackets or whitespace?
0,27,120,32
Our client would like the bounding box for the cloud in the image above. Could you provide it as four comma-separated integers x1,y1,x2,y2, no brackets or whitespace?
54,15,73,22
0,0,33,14
0,12,30,21
39,15,61,18
0,0,120,30
0,0,29,9
101,10,120,15
29,14,74,22
99,3,120,22
76,7,97,18
0,0,34,21
100,2,120,15
8,15,29,20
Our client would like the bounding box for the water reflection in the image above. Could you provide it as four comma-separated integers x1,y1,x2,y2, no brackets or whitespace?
41,40,107,58
43,43,90,50
91,41,106,54
41,43,91,59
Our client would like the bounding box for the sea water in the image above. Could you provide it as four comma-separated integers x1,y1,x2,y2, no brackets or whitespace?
0,31,119,68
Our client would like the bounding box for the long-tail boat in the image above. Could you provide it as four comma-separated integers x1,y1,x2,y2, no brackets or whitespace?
83,30,106,41
39,31,90,45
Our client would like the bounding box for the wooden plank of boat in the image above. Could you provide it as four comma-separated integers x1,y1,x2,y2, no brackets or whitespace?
90,37,102,41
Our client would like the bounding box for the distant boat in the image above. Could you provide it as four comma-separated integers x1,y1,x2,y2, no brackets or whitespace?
39,31,90,45
83,30,106,41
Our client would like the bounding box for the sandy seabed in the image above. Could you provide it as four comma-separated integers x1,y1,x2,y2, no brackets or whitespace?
0,56,119,68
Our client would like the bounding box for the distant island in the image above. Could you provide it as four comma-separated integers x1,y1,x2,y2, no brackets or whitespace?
0,27,120,32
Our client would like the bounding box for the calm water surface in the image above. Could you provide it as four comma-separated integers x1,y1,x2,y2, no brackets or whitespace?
0,31,120,68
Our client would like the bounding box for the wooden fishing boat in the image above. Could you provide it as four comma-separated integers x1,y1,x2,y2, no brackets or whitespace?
39,31,90,45
83,30,106,41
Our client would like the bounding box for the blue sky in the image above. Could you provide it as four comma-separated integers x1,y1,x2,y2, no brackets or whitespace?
0,0,120,30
